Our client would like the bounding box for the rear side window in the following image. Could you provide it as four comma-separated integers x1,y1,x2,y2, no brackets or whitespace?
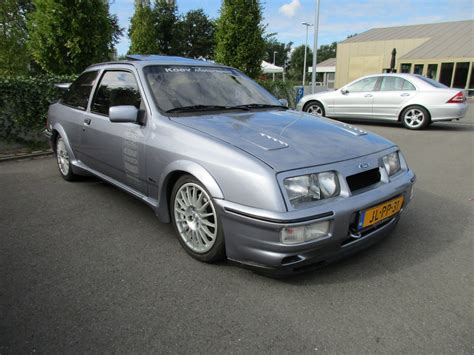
62,71,98,110
380,77,416,91
91,71,141,116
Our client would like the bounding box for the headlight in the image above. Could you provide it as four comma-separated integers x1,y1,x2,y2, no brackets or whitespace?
382,152,401,176
284,171,340,207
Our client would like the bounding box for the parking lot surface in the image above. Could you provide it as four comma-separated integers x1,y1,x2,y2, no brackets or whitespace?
1,108,472,353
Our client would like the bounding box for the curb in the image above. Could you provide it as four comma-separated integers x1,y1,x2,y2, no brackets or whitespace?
0,150,54,162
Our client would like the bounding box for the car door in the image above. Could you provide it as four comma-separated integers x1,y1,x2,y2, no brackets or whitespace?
371,76,417,120
332,76,380,119
58,71,99,154
80,69,149,194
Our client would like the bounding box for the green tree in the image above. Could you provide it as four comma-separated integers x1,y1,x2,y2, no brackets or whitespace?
0,0,32,75
27,0,122,75
263,35,292,68
288,45,313,83
128,0,156,54
317,41,336,64
153,0,180,55
179,9,215,58
215,0,266,78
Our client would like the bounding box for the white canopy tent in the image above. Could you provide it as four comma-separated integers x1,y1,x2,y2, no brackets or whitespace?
261,61,283,74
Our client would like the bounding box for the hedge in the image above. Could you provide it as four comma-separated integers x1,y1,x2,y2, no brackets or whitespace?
257,79,298,108
0,75,76,143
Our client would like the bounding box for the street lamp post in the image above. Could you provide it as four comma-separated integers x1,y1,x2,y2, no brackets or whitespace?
301,22,313,86
273,51,278,81
311,0,320,93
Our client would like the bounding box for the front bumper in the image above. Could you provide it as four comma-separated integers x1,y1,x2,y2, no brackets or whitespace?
215,169,416,276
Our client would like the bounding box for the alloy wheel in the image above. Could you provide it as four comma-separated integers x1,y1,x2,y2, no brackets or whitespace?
307,104,323,116
173,182,218,254
404,108,425,129
56,138,70,176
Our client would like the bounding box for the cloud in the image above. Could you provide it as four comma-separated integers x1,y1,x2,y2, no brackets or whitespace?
278,0,301,18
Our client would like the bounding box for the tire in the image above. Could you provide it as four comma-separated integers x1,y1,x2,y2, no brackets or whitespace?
55,136,77,181
304,101,325,117
401,106,430,130
170,175,226,263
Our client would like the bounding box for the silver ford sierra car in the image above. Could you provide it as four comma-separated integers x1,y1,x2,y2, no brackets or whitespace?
45,55,416,275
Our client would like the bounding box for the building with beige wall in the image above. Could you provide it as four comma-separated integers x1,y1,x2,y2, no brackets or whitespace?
335,20,474,95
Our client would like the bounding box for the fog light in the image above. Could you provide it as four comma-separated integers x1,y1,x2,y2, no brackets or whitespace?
281,221,330,244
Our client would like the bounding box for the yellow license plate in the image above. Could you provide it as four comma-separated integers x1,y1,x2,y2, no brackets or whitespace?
358,196,404,230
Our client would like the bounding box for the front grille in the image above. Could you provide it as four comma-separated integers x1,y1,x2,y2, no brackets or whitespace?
346,168,381,192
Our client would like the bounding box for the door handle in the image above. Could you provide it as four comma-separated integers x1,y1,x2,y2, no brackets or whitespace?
83,118,91,125
400,93,410,97
364,94,373,98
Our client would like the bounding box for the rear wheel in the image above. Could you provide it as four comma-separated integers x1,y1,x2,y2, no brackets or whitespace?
401,106,430,130
56,137,76,181
170,175,225,263
304,101,325,117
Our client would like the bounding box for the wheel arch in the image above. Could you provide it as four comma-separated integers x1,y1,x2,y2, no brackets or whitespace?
51,123,77,161
156,161,224,223
303,99,325,114
398,103,431,122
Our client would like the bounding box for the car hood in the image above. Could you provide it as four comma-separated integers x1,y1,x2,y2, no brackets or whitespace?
170,110,395,172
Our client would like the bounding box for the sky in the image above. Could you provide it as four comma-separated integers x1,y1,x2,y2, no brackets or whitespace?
110,0,473,56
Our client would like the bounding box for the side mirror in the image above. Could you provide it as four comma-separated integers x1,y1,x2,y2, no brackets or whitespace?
341,88,349,95
278,98,289,107
109,105,139,123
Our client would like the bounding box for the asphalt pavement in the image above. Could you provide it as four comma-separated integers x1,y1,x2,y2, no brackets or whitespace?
1,107,473,353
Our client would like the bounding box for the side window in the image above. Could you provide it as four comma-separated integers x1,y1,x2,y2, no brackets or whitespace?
347,77,379,92
91,71,142,116
380,77,416,91
62,71,98,110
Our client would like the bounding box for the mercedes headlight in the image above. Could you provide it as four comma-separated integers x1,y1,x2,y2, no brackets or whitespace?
284,171,340,207
382,152,401,176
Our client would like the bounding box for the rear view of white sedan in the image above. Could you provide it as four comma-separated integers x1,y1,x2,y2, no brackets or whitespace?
296,74,468,130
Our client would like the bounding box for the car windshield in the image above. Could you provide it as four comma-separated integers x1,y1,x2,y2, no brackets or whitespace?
415,75,448,89
143,65,282,113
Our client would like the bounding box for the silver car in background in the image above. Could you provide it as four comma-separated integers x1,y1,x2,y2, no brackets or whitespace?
45,56,416,276
297,74,468,130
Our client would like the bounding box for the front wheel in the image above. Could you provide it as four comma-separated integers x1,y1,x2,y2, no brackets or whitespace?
304,101,325,117
401,106,430,130
170,175,225,263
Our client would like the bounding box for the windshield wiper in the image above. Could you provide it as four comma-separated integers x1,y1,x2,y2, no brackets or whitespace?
231,103,288,110
166,105,230,113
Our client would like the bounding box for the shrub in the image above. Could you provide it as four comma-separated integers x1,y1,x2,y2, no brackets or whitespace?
0,75,76,143
257,79,298,108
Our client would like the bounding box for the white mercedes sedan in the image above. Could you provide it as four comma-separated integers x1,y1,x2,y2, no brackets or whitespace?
296,74,468,130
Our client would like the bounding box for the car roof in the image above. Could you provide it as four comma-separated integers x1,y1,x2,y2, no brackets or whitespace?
86,55,224,70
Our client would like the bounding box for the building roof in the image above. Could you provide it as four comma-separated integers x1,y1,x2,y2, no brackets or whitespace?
317,58,336,67
341,20,474,59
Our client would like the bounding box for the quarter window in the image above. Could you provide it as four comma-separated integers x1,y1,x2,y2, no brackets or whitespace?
91,71,142,116
62,71,98,110
380,77,415,91
347,77,379,92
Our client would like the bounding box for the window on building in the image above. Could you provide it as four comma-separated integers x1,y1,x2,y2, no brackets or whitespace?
439,63,454,87
62,71,98,110
91,71,142,116
427,64,438,79
452,62,469,89
414,64,424,75
400,63,411,73
468,63,474,97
